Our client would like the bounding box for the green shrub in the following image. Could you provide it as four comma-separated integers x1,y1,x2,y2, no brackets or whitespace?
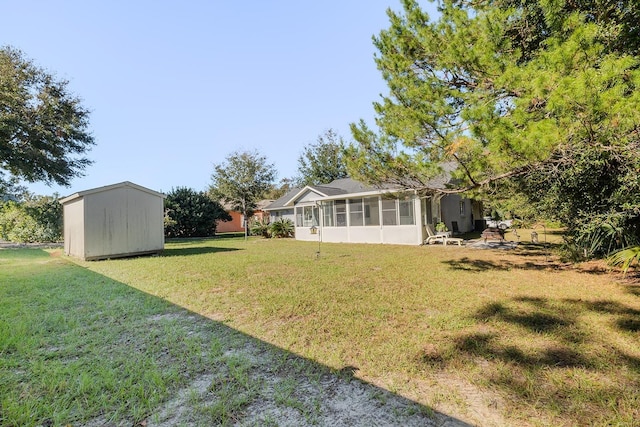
435,222,448,232
564,214,640,260
270,218,294,238
249,218,270,238
0,197,62,243
608,246,640,276
164,187,231,238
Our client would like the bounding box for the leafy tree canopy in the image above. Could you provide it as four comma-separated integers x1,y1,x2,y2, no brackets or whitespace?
164,187,230,238
296,129,349,186
0,47,94,190
0,194,62,243
345,0,640,256
209,149,276,225
265,177,296,200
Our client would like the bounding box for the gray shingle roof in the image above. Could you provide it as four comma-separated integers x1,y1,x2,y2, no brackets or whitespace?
312,178,384,194
263,188,301,210
307,185,347,196
263,166,456,211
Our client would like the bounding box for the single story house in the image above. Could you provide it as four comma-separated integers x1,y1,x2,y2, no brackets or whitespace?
216,199,274,233
263,177,482,246
60,181,165,260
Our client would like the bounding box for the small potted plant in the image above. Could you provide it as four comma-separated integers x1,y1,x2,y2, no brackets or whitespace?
435,222,449,233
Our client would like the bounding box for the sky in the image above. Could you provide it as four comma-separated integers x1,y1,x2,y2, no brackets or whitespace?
2,1,438,197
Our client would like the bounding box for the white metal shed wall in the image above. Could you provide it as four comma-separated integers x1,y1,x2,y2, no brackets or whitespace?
83,186,164,260
125,188,164,254
63,198,85,259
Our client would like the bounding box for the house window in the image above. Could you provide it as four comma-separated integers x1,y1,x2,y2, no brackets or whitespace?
459,200,466,216
296,206,318,227
399,197,415,225
423,198,433,225
305,206,318,227
296,207,303,227
349,199,364,226
382,199,397,225
323,200,347,227
341,197,381,226
335,200,347,227
323,201,334,227
364,197,380,226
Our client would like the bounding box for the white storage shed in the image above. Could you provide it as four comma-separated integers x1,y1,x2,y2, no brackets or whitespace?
60,181,165,260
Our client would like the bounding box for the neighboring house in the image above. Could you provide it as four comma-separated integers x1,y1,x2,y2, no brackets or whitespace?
60,181,165,260
216,199,274,233
264,176,481,246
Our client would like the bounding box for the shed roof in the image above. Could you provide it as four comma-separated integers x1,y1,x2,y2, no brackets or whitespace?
59,181,165,205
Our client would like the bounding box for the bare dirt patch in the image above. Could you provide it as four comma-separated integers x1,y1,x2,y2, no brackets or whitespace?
430,372,509,427
133,312,471,427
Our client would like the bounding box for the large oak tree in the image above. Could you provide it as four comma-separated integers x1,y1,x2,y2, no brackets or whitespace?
209,150,276,239
296,129,348,186
0,47,94,192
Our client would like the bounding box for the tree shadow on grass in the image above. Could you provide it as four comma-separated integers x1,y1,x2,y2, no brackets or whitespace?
626,284,640,297
415,295,640,424
476,296,640,342
443,257,514,272
2,249,470,427
443,246,609,275
561,298,640,332
475,299,585,343
443,256,559,272
160,246,241,257
512,242,561,257
453,332,591,368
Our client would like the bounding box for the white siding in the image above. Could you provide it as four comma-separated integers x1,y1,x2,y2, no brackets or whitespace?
279,186,471,246
440,194,473,233
297,190,323,203
380,225,422,245
269,209,295,224
348,227,381,244
321,227,349,243
315,195,422,245
296,226,320,241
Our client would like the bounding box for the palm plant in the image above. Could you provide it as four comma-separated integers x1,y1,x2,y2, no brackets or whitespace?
249,218,270,238
270,218,294,238
608,246,640,276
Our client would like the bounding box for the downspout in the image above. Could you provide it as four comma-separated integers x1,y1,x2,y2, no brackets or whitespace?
413,189,420,245
315,200,322,258
435,193,445,225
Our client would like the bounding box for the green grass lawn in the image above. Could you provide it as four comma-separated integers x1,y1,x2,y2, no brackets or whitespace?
2,236,639,426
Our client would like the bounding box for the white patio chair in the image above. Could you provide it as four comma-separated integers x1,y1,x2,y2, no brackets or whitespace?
444,236,464,246
424,225,448,245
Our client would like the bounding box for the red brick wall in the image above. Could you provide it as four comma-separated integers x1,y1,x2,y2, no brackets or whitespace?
216,210,267,233
216,211,244,233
